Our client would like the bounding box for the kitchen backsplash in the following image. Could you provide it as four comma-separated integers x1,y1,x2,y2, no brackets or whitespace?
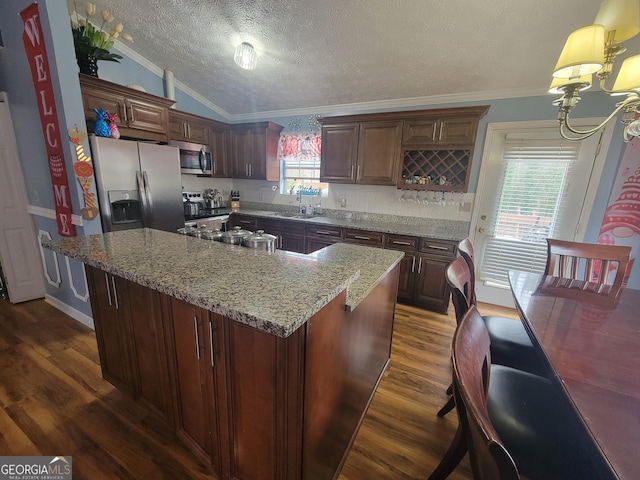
181,176,475,222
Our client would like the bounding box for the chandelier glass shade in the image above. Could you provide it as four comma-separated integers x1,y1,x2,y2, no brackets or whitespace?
234,42,257,70
550,0,640,141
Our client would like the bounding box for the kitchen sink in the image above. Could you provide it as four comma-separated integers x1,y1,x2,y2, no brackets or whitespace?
270,212,314,219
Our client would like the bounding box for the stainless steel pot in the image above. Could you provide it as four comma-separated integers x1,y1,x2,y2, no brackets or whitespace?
184,199,199,217
221,226,253,245
243,230,277,252
201,228,224,241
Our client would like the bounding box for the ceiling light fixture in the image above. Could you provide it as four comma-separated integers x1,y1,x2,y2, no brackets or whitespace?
234,42,257,70
550,0,640,141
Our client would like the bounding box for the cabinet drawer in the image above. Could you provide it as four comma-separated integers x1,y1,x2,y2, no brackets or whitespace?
343,228,384,246
279,219,306,235
385,234,419,251
231,215,258,230
419,238,456,256
256,218,281,234
306,225,342,239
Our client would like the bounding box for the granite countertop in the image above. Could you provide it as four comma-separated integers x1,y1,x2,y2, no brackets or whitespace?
233,208,469,241
42,229,403,338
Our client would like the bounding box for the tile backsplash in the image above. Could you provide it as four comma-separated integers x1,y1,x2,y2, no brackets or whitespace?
181,176,475,222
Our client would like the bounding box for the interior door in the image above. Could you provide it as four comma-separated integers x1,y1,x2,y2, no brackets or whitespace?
470,119,612,307
0,93,45,303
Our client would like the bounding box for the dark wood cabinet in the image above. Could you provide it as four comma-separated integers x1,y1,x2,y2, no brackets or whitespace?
343,228,384,247
209,122,229,177
398,106,489,192
166,296,224,475
86,266,172,420
168,110,210,144
79,74,174,142
385,234,455,313
305,224,343,253
230,122,283,180
257,217,307,253
319,120,401,186
86,267,135,394
319,123,359,182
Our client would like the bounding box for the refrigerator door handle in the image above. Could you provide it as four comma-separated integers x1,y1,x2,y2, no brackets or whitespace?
136,170,149,225
142,171,154,225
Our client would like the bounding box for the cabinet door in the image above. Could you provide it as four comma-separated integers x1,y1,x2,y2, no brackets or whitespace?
210,124,229,177
320,124,359,183
396,253,416,301
185,121,209,145
127,282,172,421
281,233,306,253
86,267,135,394
413,253,451,313
437,117,478,144
125,98,168,135
230,130,251,178
169,297,221,474
168,118,186,141
356,121,402,185
81,88,126,130
249,130,267,179
402,118,439,145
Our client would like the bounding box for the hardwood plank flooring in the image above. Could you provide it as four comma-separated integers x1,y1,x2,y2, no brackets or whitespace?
0,298,518,479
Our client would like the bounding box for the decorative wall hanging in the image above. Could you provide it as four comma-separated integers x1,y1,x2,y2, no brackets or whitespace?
68,127,99,221
21,3,75,237
597,137,640,283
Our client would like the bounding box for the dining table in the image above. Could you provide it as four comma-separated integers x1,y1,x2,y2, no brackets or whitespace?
509,270,640,480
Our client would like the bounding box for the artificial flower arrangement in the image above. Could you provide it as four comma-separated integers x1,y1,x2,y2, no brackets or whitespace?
68,1,133,63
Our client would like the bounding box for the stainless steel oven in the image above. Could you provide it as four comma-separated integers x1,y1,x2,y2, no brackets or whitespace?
172,139,212,175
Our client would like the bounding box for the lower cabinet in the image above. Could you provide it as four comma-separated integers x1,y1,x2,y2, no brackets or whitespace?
165,297,225,475
256,217,307,253
385,235,455,313
86,266,172,420
86,262,399,480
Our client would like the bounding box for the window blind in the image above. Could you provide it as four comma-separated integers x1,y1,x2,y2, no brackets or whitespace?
479,134,581,286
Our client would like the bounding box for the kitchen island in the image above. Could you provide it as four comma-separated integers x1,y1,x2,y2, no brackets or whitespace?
43,228,403,480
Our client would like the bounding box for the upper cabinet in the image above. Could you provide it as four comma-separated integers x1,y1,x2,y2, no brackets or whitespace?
168,110,210,145
319,118,402,185
79,74,175,143
229,122,283,181
399,106,489,192
319,107,489,191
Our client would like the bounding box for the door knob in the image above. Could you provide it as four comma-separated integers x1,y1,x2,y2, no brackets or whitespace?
478,227,486,233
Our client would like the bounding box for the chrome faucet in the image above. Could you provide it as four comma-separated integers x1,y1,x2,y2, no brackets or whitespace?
297,192,304,213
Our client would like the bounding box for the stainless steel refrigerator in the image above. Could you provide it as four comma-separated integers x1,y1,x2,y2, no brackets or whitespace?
89,136,184,233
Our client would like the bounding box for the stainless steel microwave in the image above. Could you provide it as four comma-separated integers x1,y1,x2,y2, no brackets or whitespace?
171,140,212,175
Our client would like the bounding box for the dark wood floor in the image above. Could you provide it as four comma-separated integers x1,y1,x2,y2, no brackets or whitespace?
0,298,518,479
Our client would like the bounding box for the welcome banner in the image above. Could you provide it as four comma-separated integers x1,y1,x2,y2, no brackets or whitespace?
20,3,76,237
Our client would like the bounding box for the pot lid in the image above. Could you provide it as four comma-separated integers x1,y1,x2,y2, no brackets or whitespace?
243,229,277,243
221,225,253,238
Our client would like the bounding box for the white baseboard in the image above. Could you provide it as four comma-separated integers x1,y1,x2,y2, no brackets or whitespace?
45,294,95,330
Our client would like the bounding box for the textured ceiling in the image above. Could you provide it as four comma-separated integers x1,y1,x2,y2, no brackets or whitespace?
72,0,636,118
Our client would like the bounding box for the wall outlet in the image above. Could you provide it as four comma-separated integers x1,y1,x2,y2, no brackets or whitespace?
340,198,347,208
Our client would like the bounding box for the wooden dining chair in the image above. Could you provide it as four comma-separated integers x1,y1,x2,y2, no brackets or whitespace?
457,238,545,375
429,305,612,480
437,253,547,418
545,238,631,296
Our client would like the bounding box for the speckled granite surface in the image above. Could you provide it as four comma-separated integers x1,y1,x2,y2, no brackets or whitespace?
235,205,469,241
42,229,403,338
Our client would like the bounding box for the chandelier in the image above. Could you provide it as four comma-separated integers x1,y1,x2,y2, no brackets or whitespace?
234,42,257,70
551,0,640,141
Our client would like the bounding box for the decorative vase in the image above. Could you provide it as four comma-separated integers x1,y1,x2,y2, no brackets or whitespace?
77,53,99,77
